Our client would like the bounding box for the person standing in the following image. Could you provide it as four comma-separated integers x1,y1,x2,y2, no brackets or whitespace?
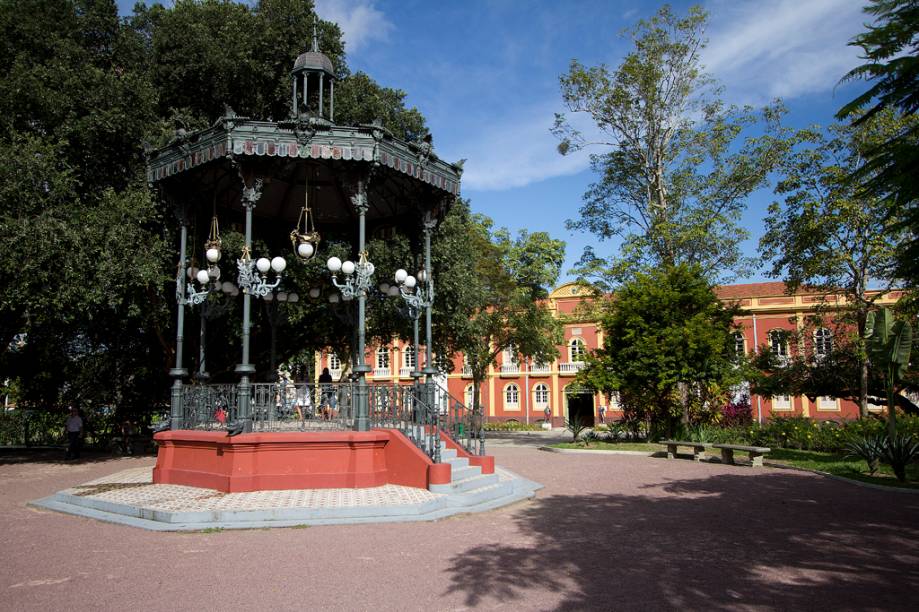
598,404,606,424
65,406,83,460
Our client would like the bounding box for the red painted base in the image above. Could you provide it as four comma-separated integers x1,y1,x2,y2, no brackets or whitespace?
153,429,450,493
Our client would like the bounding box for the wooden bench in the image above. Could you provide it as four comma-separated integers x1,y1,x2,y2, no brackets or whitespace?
659,440,711,462
712,443,771,467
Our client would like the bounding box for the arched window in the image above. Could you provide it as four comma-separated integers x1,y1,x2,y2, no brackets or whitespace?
464,384,475,408
768,330,788,358
376,347,390,369
505,384,519,406
733,331,746,357
814,328,833,357
403,345,415,369
533,383,549,407
328,353,340,370
569,338,586,362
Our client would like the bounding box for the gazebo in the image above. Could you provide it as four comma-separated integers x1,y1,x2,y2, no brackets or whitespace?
147,35,489,493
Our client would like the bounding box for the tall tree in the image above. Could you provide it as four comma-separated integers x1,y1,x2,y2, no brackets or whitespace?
837,0,919,287
553,4,789,287
438,202,565,414
760,111,916,416
577,264,742,437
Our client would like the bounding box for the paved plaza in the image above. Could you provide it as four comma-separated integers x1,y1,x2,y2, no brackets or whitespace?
2,443,918,611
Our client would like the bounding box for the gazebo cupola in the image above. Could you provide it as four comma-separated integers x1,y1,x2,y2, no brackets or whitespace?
291,25,335,121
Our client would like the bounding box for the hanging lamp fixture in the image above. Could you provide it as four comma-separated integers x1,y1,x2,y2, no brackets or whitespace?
291,176,321,260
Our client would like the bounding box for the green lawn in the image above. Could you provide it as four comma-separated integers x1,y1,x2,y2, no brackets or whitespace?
766,448,919,490
549,441,919,489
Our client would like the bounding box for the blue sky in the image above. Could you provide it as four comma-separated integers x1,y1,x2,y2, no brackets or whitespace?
120,0,874,285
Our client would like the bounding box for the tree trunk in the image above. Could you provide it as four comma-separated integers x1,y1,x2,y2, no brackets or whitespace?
857,307,868,418
679,381,690,426
887,366,897,440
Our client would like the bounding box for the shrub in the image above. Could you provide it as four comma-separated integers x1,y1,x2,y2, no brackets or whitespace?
844,434,887,475
482,421,541,432
565,416,589,442
881,433,919,482
722,397,753,427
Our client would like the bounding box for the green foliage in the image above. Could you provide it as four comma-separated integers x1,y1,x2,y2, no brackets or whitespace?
0,0,440,416
881,432,919,481
837,0,919,286
565,416,589,442
866,307,913,436
554,4,791,284
844,433,887,475
580,264,743,437
440,202,565,413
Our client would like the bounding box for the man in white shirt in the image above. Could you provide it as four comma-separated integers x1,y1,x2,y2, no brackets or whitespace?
65,406,83,460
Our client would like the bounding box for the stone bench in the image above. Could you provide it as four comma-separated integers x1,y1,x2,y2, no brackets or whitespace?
659,440,711,462
712,443,771,467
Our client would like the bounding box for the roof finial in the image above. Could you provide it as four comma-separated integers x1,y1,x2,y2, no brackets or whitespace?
311,22,319,53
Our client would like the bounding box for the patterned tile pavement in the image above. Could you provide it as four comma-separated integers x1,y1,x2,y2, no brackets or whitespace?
64,467,442,513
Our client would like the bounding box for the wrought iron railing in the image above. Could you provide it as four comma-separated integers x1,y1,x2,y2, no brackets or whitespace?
175,379,483,462
429,383,485,456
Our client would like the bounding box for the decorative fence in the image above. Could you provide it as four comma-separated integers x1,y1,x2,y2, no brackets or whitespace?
176,380,484,462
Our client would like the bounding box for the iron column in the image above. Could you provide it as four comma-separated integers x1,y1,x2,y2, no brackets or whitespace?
169,217,190,430
236,178,262,432
352,179,371,431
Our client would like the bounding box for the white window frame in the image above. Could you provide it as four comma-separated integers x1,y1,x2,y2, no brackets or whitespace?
376,347,390,370
814,327,833,358
569,338,586,362
769,330,789,359
328,352,340,370
533,383,549,407
403,345,415,369
733,331,746,357
771,395,792,411
505,384,520,406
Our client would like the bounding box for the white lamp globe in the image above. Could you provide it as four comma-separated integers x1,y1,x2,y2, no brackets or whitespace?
405,275,417,289
222,281,235,294
196,269,210,285
264,292,274,302
206,247,221,263
187,266,199,280
388,285,400,297
288,293,299,303
231,287,240,297
277,292,288,302
308,287,321,299
256,257,271,273
329,293,340,304
327,256,342,272
394,269,408,284
208,266,221,281
341,260,355,275
366,262,375,275
379,282,391,293
297,242,314,258
417,269,427,282
271,256,287,273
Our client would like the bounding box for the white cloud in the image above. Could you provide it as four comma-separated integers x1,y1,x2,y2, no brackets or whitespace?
314,0,393,54
439,104,594,192
703,0,865,102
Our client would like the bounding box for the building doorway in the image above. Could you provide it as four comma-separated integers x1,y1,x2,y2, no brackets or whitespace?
565,390,595,427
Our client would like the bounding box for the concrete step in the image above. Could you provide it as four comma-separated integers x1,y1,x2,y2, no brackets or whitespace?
444,455,469,469
440,447,457,460
444,479,515,507
429,471,498,494
450,464,481,481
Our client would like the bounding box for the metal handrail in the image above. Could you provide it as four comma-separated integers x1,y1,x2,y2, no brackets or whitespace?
175,380,481,463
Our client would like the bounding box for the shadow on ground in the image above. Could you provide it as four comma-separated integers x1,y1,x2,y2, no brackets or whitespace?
0,447,155,466
443,470,919,610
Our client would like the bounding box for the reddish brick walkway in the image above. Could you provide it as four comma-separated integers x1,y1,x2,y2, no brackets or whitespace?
2,447,918,611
